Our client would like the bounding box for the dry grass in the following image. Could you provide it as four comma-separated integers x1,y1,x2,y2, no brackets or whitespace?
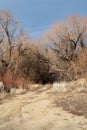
52,76,87,118
54,92,87,118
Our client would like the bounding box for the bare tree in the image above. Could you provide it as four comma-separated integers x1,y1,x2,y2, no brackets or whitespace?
48,16,87,60
0,10,20,65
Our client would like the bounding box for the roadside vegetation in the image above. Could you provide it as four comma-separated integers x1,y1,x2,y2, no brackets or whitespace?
0,10,87,90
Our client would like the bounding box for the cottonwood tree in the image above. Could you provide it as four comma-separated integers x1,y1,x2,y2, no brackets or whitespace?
0,10,20,67
48,16,87,60
0,10,31,82
41,16,87,81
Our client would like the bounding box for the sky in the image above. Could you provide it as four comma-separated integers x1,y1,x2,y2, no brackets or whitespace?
0,0,87,39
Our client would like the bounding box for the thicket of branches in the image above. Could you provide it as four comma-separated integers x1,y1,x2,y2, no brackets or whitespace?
0,10,87,88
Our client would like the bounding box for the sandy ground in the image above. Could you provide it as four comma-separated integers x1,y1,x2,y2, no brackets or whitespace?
0,90,87,130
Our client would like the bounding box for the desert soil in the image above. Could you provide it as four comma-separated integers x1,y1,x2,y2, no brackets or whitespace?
0,90,87,130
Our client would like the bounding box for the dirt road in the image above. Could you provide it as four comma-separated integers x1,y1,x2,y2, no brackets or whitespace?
0,90,87,130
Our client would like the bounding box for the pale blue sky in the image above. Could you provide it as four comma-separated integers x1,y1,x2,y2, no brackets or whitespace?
0,0,87,39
